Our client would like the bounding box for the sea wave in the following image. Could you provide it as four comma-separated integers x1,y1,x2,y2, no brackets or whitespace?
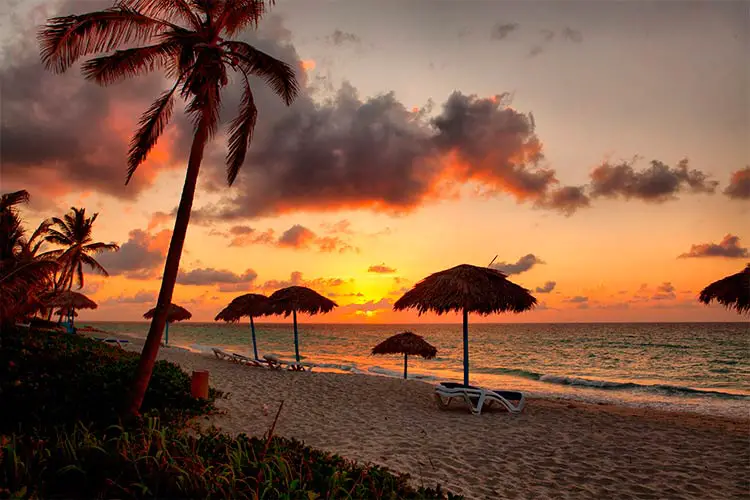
474,366,750,400
537,374,750,399
368,366,438,381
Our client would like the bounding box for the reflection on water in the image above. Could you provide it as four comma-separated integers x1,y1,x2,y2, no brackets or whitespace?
89,321,750,418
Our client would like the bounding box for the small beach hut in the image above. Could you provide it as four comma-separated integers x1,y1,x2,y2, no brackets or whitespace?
699,264,750,315
215,293,271,360
371,331,437,379
268,286,337,363
45,290,97,332
143,303,192,345
393,264,536,386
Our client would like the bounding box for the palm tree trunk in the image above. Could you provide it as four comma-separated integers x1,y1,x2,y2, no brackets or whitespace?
164,321,169,345
125,122,209,417
404,353,408,379
462,308,469,386
250,315,258,360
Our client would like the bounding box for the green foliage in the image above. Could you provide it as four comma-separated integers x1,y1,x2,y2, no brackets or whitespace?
0,420,458,499
0,328,460,499
0,328,219,436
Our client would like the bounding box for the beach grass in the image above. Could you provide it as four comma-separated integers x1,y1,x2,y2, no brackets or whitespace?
0,327,459,499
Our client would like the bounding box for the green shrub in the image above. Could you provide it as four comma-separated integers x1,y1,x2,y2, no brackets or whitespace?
0,328,220,436
0,418,460,499
0,328,460,499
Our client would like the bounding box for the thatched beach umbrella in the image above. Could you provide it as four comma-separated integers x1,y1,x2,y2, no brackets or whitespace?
143,303,192,345
215,293,271,360
45,290,97,329
372,331,437,379
268,286,337,362
394,264,536,386
699,264,750,315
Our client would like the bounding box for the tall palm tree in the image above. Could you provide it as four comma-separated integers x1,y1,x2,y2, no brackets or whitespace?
39,0,299,415
43,207,120,291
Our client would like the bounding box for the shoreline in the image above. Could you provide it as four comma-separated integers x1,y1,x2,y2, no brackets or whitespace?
84,331,749,499
87,327,750,420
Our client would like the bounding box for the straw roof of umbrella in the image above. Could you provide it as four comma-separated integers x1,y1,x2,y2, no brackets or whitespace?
215,293,270,322
699,264,750,315
143,303,192,322
393,264,537,315
371,332,437,359
268,286,338,316
45,290,98,310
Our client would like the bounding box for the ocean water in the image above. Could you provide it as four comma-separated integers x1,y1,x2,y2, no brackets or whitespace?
87,321,750,419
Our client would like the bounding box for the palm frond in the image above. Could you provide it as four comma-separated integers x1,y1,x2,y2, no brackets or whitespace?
75,261,85,289
80,254,110,277
81,41,181,85
38,7,170,74
225,72,257,185
217,0,269,36
45,228,73,246
84,242,120,254
223,41,299,105
126,82,179,183
185,78,222,138
122,0,203,29
0,190,30,211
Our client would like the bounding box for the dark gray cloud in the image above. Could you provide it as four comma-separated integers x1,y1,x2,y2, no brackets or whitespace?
278,224,317,248
724,166,750,200
194,85,588,219
102,290,157,306
491,254,544,275
209,221,355,252
252,271,346,294
97,229,170,280
651,282,676,301
590,158,718,202
368,264,397,274
177,268,258,287
536,186,590,216
561,27,583,43
564,296,589,304
327,29,361,46
678,234,749,259
490,22,519,40
0,0,190,199
535,281,556,293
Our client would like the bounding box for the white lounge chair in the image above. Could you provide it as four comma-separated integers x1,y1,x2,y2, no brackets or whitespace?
212,348,235,362
434,382,525,415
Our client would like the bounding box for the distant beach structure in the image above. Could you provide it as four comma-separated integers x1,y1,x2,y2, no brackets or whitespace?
372,331,437,379
143,303,192,346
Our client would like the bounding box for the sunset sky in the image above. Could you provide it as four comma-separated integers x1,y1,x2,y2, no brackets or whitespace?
1,0,748,323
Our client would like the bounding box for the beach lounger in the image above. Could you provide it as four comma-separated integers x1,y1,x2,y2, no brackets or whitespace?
286,362,315,372
262,355,284,370
212,348,236,362
233,353,266,368
434,382,525,415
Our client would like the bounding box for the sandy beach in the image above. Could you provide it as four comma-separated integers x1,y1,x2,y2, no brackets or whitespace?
102,335,749,500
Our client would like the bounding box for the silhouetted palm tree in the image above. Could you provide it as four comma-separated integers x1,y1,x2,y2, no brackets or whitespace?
43,207,119,291
39,0,299,415
0,191,59,326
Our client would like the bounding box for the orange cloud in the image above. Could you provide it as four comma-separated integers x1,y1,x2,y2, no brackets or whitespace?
301,59,316,71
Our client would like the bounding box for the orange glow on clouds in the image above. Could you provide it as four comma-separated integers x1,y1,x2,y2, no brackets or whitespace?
301,59,316,71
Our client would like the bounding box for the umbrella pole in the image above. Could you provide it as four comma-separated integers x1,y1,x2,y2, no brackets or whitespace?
293,309,300,362
463,308,469,386
250,315,259,360
404,353,408,379
165,321,169,346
